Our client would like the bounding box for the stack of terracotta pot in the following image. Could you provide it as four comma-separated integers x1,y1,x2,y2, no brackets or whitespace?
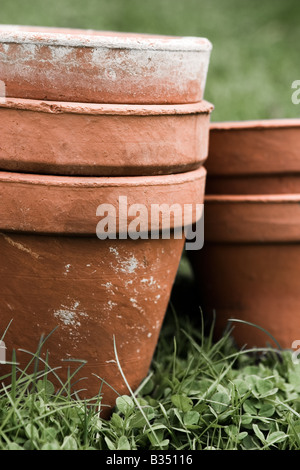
190,119,300,350
0,26,213,416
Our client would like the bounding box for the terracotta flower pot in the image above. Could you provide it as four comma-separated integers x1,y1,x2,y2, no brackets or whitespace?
0,167,206,417
0,98,213,176
0,25,212,104
189,194,300,349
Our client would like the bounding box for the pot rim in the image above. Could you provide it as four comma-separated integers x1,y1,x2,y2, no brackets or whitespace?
210,118,300,131
0,97,214,116
205,194,300,203
204,193,300,243
0,25,212,52
0,167,206,234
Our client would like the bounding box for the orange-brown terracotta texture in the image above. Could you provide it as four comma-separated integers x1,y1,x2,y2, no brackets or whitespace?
206,119,300,194
0,167,206,417
206,175,300,195
206,119,300,176
190,195,300,350
0,26,212,104
0,168,206,233
0,98,213,176
193,119,300,349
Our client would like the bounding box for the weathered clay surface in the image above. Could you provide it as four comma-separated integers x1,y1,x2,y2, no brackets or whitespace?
190,195,300,349
0,167,206,234
0,98,213,176
0,167,206,417
203,195,300,242
206,175,300,195
0,235,185,417
193,119,300,349
0,26,212,104
206,119,300,176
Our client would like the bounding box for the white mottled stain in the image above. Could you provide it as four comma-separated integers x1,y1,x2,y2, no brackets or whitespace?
101,281,117,295
141,276,157,287
0,29,211,104
129,297,145,315
1,233,40,259
129,298,139,310
144,277,154,285
105,68,117,80
102,282,112,288
21,42,37,57
51,46,71,60
64,263,71,274
109,247,139,274
135,325,146,331
109,247,119,256
53,300,88,330
119,256,138,273
0,29,211,52
54,309,80,327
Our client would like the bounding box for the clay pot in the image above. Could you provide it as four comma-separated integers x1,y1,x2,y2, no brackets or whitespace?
0,167,206,417
0,98,213,176
0,25,212,104
190,194,300,349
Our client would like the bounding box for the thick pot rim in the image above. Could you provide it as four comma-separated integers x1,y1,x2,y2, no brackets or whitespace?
204,193,300,243
0,167,206,235
205,194,300,203
0,97,214,116
210,118,300,131
0,25,212,52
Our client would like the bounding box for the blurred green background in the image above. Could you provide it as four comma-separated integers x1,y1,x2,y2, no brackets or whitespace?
1,0,299,121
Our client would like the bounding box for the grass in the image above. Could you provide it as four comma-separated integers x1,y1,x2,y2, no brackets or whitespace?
0,0,299,120
1,300,300,451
